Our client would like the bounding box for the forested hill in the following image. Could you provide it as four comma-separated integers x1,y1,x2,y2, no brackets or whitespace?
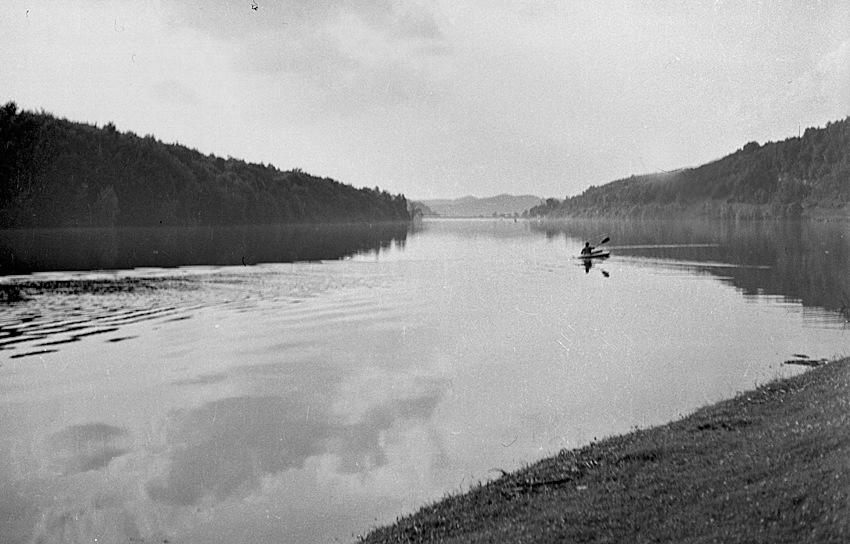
528,117,850,220
0,102,410,228
418,194,543,217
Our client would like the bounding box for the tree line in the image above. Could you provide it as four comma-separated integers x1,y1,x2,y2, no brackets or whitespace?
0,102,410,228
527,117,850,220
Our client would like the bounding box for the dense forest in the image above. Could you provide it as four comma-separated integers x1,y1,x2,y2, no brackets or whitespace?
528,117,850,220
0,102,410,228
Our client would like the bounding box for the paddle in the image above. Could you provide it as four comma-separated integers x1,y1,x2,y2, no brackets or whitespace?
579,235,610,258
583,236,610,248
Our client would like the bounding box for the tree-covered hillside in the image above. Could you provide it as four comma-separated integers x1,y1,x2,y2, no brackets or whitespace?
419,194,543,217
528,118,850,220
0,102,410,228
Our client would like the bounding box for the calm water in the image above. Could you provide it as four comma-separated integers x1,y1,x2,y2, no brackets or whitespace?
1,219,848,543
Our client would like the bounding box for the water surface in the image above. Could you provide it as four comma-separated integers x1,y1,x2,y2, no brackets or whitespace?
0,218,848,543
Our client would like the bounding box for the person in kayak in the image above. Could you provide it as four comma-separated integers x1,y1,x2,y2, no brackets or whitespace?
581,242,594,255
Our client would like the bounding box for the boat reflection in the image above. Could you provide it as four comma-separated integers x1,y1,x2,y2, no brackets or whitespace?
537,218,850,323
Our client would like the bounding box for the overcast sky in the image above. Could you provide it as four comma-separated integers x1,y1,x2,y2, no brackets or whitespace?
3,0,848,199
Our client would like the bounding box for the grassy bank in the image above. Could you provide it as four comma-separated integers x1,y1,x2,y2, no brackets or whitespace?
360,357,850,543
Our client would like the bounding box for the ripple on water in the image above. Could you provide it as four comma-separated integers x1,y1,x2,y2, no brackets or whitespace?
0,274,200,359
0,263,400,360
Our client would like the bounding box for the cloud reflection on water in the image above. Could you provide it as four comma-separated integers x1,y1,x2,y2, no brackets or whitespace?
46,422,131,475
147,395,330,506
0,361,450,543
147,369,449,509
3,219,849,543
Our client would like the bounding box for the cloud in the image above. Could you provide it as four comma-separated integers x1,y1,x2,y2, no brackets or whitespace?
811,40,850,113
164,0,445,41
28,504,146,544
7,0,847,200
161,0,451,117
150,79,200,105
146,381,447,506
0,449,40,543
45,423,131,475
767,39,850,135
146,395,322,505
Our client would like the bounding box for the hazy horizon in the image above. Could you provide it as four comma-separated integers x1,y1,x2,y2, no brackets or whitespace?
3,1,848,200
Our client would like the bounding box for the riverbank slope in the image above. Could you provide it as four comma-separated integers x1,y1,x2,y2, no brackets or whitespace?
360,357,850,543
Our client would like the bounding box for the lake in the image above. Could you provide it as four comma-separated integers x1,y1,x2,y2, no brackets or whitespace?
1,218,848,543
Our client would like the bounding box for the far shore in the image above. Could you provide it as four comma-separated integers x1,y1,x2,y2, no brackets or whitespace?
360,356,850,543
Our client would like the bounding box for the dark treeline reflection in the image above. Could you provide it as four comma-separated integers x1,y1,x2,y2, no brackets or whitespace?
0,222,410,274
533,219,850,319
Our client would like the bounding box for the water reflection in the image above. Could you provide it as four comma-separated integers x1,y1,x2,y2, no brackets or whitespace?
0,222,410,275
0,222,409,360
148,395,329,506
1,218,849,544
147,380,446,508
532,219,850,324
579,254,610,276
46,423,131,475
0,294,451,544
0,277,192,359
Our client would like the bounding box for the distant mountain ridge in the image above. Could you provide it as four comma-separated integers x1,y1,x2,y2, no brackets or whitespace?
528,117,850,221
417,194,543,217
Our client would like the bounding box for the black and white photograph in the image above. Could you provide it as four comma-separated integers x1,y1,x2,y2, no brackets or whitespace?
1,1,849,542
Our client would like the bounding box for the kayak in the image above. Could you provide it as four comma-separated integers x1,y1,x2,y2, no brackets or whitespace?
575,250,610,260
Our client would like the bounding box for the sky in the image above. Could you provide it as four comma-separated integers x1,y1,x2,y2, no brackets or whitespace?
2,0,849,200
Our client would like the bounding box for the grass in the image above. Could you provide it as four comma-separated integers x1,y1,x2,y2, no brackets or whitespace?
360,357,850,543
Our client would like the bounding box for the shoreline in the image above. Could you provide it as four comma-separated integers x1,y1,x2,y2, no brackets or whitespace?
360,357,850,543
